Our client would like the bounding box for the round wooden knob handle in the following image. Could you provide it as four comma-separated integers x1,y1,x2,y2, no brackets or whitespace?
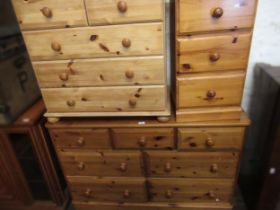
84,188,92,197
59,72,68,81
206,90,216,99
209,53,220,62
67,100,76,107
165,190,173,199
40,7,52,18
123,189,130,198
51,42,61,52
138,136,146,147
122,38,131,48
125,71,134,79
205,138,214,147
117,1,128,13
77,137,85,146
210,164,218,173
165,162,172,172
120,162,127,172
207,190,216,198
212,7,224,18
129,98,137,107
78,162,85,170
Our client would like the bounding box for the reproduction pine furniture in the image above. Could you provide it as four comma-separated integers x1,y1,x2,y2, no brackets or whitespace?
0,100,68,210
173,0,258,122
11,0,170,123
47,113,250,210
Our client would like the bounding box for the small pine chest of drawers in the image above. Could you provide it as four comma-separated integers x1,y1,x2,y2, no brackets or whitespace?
11,0,170,122
173,0,258,122
47,114,250,210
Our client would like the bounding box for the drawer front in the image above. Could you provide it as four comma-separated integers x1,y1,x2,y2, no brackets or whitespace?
178,127,245,150
23,23,164,61
33,56,165,88
50,129,111,150
112,128,174,150
146,152,238,178
148,178,234,203
68,177,147,203
177,32,251,73
12,0,87,30
176,72,244,108
59,151,143,177
177,0,256,34
42,86,166,113
85,0,164,25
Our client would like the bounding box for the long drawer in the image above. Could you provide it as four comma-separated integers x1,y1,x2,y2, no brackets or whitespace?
146,152,238,178
42,85,166,113
59,151,143,177
68,177,147,203
33,56,165,88
148,178,234,203
176,71,245,108
23,23,164,61
177,32,252,73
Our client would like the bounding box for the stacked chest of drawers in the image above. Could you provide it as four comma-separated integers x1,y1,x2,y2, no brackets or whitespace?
47,115,250,210
174,0,257,122
12,0,170,122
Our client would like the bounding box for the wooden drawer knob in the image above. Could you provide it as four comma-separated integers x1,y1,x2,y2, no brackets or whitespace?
84,188,92,197
212,7,224,18
120,162,127,172
209,53,220,62
165,190,173,199
205,138,214,147
77,137,85,146
122,38,131,48
206,90,216,99
117,1,128,13
165,162,172,172
78,162,85,170
123,189,131,198
138,136,146,147
67,100,75,107
125,71,134,79
129,98,137,107
40,7,52,18
207,190,216,198
210,164,218,173
59,72,68,81
51,42,61,52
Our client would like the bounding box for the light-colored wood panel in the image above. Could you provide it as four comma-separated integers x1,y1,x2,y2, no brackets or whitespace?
146,151,238,178
33,56,165,88
23,23,164,61
11,0,88,30
59,151,143,177
50,129,111,150
148,178,234,203
112,128,174,150
68,177,147,203
177,32,252,73
178,127,245,150
42,86,166,113
176,71,245,108
85,0,164,25
177,0,257,34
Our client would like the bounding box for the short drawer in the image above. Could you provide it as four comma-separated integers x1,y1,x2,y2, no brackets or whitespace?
85,0,164,25
50,129,111,150
146,151,238,178
177,32,252,73
148,178,234,203
23,23,163,61
42,85,166,113
33,56,165,88
112,128,174,150
59,151,143,176
178,127,245,150
68,177,147,203
176,71,245,109
12,0,87,30
177,0,256,34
